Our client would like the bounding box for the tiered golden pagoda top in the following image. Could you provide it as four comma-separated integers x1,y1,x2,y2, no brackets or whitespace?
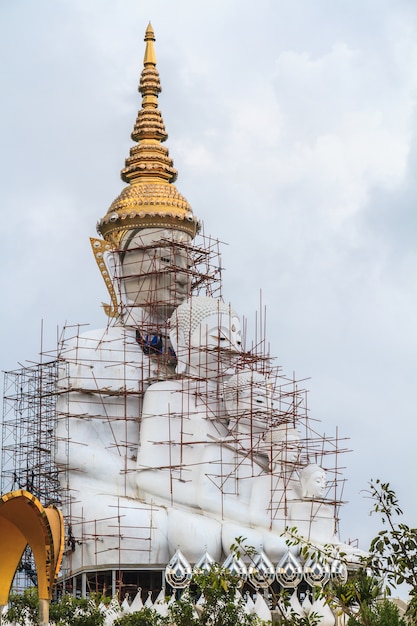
97,23,200,247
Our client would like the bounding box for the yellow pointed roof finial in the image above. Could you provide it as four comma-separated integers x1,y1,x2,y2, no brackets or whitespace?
144,22,157,66
97,24,200,247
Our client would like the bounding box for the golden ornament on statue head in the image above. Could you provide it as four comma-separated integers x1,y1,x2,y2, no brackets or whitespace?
96,23,200,248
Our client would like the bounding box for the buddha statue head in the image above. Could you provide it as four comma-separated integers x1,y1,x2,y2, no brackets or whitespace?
118,227,192,321
169,296,242,379
299,464,327,499
223,370,272,432
261,424,301,469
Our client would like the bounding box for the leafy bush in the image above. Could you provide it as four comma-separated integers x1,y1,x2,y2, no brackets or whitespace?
4,590,105,626
114,607,162,626
4,588,39,625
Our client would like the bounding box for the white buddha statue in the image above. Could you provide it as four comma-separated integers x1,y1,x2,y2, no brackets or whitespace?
250,424,301,527
223,369,273,445
54,23,202,570
136,295,242,496
136,295,242,561
197,371,270,529
289,464,339,546
136,300,301,562
55,227,192,493
289,464,366,564
52,24,359,584
243,424,302,559
171,366,300,560
54,226,196,570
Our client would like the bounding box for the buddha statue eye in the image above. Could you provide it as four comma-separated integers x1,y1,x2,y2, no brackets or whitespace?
160,256,172,264
209,335,227,343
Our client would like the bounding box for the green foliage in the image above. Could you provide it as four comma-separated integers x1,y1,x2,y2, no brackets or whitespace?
366,479,417,622
5,591,105,626
114,607,162,626
229,536,258,561
165,592,199,626
322,479,416,625
346,598,407,626
367,480,417,584
4,588,39,625
288,615,321,626
327,570,391,626
110,564,267,626
185,563,262,626
331,569,383,611
282,480,415,625
49,595,105,626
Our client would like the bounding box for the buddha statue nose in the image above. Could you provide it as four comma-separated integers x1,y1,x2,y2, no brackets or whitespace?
176,270,190,289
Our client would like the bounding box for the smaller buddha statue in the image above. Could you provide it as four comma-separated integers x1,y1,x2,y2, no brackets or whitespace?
219,381,302,561
199,371,271,548
136,296,242,503
289,464,339,546
136,296,242,561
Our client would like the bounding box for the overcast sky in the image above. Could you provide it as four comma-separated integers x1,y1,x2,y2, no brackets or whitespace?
1,0,416,571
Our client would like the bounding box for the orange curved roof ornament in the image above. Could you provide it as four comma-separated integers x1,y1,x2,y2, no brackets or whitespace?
0,490,64,624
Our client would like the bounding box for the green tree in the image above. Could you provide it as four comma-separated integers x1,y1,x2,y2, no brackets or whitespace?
113,565,267,626
366,479,417,621
113,607,162,626
4,588,39,625
284,479,414,625
4,591,106,626
189,563,259,626
327,568,408,626
49,595,105,626
345,597,407,626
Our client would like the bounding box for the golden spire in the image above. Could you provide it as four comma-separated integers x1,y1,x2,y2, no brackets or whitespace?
97,23,200,247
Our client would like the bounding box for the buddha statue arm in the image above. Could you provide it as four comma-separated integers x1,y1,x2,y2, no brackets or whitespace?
136,381,205,507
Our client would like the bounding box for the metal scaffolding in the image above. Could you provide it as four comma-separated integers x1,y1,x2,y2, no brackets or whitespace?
1,231,351,599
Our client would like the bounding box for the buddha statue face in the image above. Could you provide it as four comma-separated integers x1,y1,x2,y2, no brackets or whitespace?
261,426,301,469
224,371,272,432
300,464,326,499
274,433,300,466
170,297,242,380
120,228,192,320
189,312,242,378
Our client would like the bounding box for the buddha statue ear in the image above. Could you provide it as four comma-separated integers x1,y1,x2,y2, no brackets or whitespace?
169,327,187,375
